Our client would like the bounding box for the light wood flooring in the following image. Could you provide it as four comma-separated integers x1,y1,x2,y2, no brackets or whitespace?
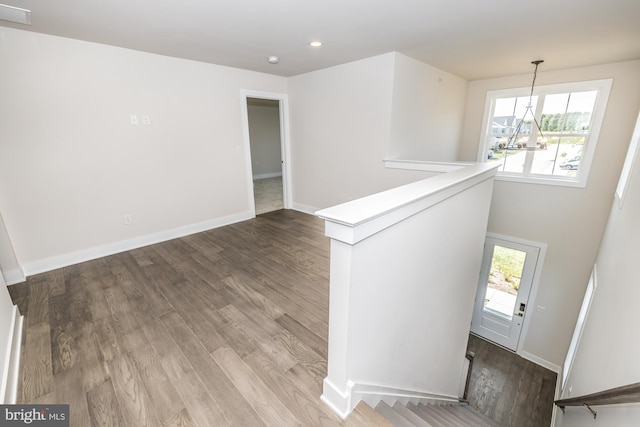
9,209,557,426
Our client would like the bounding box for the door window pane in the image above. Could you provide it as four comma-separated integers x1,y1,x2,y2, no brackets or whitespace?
484,245,527,319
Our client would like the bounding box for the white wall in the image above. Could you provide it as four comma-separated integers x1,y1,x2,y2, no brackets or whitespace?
556,405,640,427
0,211,22,285
459,60,640,369
0,27,286,274
1,35,470,273
318,164,498,417
555,111,640,426
288,52,470,212
0,263,21,403
247,101,282,178
389,53,468,161
0,267,12,400
347,178,493,391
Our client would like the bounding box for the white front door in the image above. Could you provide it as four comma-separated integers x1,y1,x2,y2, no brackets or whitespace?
471,236,541,351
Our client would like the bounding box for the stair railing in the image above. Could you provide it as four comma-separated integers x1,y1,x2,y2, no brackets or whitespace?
554,382,640,419
462,350,475,402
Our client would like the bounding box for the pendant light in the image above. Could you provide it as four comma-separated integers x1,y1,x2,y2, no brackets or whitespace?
505,60,545,150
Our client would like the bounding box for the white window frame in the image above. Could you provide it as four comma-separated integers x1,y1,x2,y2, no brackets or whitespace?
477,79,613,188
561,265,597,394
615,111,640,208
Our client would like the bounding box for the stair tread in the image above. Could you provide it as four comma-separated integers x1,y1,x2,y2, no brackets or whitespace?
346,401,395,427
460,405,501,427
391,402,434,427
408,402,459,427
375,401,417,427
371,399,501,427
430,405,468,427
439,404,487,426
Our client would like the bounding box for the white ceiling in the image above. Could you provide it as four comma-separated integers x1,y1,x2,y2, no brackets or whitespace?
1,0,639,80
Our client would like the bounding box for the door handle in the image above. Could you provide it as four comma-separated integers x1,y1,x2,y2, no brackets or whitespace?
515,302,526,317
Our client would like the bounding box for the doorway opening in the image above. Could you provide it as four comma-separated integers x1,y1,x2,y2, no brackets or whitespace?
471,234,546,352
241,90,291,216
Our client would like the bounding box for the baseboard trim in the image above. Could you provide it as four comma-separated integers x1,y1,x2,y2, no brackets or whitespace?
253,172,282,180
520,350,561,373
1,306,22,404
321,378,353,420
2,269,25,286
291,203,320,216
321,377,460,419
22,211,253,277
353,382,459,409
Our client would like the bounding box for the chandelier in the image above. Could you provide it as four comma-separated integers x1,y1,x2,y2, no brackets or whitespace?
505,60,545,150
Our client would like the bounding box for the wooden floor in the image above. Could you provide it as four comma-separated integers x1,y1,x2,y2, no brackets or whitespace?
466,334,557,427
9,209,556,426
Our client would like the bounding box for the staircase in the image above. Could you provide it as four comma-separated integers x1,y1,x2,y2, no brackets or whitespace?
372,400,500,427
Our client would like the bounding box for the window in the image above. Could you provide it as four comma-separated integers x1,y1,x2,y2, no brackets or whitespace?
562,265,597,393
615,111,640,208
478,79,612,187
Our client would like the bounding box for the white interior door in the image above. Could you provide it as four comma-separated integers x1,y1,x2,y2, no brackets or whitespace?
471,236,540,351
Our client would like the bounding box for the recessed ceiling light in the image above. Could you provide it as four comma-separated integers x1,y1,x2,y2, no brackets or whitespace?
267,55,279,64
309,41,323,47
0,3,31,25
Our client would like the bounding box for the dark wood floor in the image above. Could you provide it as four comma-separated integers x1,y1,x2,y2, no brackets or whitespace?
466,334,557,427
9,209,556,426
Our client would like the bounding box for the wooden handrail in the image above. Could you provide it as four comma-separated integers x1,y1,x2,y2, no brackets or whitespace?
462,351,475,402
555,382,640,410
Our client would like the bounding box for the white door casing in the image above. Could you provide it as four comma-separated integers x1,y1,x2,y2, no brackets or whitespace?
240,89,292,216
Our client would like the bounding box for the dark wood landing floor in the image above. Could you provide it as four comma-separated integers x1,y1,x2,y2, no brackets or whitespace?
9,209,558,426
466,334,557,427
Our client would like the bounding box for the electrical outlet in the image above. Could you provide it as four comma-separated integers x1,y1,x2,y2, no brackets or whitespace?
130,114,138,125
124,214,133,225
142,114,151,125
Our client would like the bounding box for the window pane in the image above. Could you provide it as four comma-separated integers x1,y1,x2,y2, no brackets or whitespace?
532,136,584,176
488,96,537,173
533,91,596,176
531,136,560,175
491,96,538,138
484,245,527,319
566,91,597,132
540,93,570,132
540,91,596,134
502,149,525,174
